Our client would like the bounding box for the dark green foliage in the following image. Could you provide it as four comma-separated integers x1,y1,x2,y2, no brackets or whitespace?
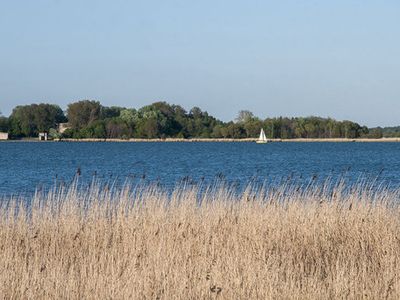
9,104,66,137
102,106,124,119
3,100,396,139
0,113,9,132
369,126,400,138
262,116,366,139
67,100,102,130
362,127,383,138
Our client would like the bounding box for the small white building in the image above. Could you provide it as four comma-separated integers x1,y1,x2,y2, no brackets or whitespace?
0,132,8,140
39,132,48,141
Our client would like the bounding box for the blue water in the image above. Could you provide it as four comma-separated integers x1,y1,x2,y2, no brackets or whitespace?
0,142,399,196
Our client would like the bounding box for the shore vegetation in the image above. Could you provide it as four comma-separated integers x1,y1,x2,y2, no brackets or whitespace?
1,183,399,298
2,101,399,140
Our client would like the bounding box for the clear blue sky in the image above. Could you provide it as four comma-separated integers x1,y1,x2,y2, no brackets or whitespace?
0,0,399,126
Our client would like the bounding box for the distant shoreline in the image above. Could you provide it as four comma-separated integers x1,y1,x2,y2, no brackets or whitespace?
2,137,400,143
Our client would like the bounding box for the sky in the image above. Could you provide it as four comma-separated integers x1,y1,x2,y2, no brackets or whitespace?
0,0,399,127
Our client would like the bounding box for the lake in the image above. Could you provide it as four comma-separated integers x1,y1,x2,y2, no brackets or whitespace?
0,141,399,197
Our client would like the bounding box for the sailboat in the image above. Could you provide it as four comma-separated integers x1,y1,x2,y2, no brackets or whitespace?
256,128,268,144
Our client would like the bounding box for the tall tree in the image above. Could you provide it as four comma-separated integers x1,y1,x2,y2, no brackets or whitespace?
0,115,9,132
9,103,66,137
236,110,255,124
67,100,102,130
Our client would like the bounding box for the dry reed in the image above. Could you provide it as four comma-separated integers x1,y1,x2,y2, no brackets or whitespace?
0,183,399,299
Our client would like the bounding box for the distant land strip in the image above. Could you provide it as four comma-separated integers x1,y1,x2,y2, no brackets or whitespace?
6,137,397,142
64,137,400,142
1,100,399,140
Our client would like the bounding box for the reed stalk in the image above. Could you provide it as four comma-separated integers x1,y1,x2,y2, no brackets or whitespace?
0,183,399,299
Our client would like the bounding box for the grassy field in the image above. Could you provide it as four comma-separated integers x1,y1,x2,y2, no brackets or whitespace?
0,183,399,299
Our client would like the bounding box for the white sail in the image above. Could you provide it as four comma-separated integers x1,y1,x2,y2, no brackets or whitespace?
258,128,267,142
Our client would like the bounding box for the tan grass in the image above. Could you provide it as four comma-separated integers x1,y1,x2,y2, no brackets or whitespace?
0,183,399,299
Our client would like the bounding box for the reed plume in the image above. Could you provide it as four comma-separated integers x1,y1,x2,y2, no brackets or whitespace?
0,182,399,299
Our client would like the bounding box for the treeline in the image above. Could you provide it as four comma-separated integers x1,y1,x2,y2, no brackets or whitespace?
369,126,400,138
0,100,393,139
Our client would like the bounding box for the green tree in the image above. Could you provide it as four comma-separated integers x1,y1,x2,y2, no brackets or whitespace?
4,100,374,140
49,128,61,139
67,100,102,130
236,110,255,124
243,118,262,137
9,103,66,137
224,122,245,138
0,111,9,132
102,106,123,119
137,117,159,138
342,121,361,138
120,108,137,124
106,118,131,139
